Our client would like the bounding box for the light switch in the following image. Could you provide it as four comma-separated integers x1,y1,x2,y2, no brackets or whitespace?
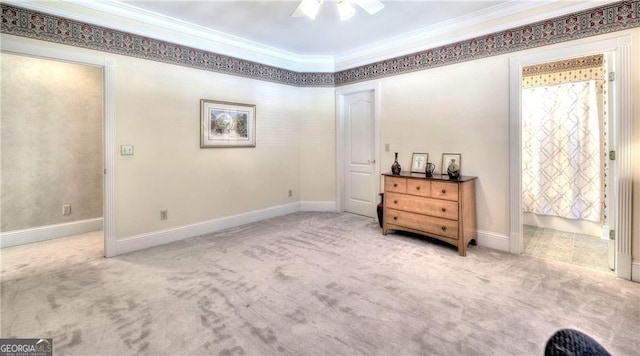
121,145,134,155
385,143,390,152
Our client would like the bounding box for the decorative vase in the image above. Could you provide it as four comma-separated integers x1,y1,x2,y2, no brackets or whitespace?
391,152,401,175
377,193,384,228
447,158,460,179
425,162,435,177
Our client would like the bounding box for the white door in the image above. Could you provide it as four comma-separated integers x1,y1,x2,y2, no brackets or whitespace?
343,91,376,217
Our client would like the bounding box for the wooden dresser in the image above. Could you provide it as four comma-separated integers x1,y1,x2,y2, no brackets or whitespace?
382,172,478,256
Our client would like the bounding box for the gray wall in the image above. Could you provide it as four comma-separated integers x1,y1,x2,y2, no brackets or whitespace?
1,53,103,232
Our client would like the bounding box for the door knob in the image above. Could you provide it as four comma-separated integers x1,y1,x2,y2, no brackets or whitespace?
368,160,376,164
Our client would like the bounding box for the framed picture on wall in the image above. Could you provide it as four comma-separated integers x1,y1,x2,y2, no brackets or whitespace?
410,153,429,173
441,153,462,175
200,99,256,148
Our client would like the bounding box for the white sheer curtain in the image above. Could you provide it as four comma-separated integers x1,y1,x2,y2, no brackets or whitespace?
522,80,602,222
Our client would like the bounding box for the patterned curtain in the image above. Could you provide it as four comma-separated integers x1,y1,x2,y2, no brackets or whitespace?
522,80,602,222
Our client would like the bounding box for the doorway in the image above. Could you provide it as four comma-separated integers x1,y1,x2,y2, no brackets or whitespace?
1,37,117,257
519,53,613,272
336,83,381,218
0,53,104,254
509,35,634,279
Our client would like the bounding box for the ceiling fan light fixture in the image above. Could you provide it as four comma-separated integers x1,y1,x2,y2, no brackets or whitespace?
337,0,355,21
299,0,323,20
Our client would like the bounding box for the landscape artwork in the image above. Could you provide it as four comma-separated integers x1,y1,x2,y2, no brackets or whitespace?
200,99,256,147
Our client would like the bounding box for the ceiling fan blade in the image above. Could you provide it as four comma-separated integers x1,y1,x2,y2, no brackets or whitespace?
353,0,385,15
291,0,323,19
291,2,307,17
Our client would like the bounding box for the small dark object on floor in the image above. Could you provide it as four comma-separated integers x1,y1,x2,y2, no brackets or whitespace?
377,193,384,228
545,328,610,356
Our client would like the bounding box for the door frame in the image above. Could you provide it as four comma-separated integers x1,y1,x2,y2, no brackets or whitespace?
2,37,117,257
335,82,381,214
509,35,633,279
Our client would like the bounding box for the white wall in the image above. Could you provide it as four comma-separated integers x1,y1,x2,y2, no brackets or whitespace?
1,35,335,243
522,213,602,237
379,55,510,236
375,29,640,260
112,57,335,238
2,27,638,263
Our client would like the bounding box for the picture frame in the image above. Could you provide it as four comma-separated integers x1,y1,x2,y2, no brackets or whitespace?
410,153,429,173
200,99,256,148
441,153,462,175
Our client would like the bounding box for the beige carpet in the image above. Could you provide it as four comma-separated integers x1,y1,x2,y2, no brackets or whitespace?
1,212,639,355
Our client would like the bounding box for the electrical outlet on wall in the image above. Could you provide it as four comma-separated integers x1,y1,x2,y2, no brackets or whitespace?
62,204,71,215
288,190,293,197
160,210,168,220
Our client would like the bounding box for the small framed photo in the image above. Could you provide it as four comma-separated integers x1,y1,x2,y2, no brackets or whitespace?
441,153,462,175
201,99,256,148
410,153,429,173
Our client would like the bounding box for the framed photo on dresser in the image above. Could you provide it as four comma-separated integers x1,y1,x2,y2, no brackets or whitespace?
441,153,462,175
410,153,429,173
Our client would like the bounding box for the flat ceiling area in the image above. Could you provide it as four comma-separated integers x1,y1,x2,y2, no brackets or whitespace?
119,0,507,55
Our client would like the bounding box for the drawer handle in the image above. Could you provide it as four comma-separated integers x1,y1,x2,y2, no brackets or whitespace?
393,200,398,204
393,216,398,220
416,186,420,190
441,226,447,231
441,189,446,194
393,183,398,187
441,208,446,212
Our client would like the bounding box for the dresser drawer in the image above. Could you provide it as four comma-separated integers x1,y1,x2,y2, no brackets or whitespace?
431,181,459,201
385,209,459,240
385,176,407,193
385,192,458,220
406,179,431,197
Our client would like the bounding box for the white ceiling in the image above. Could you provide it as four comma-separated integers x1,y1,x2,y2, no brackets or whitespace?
119,0,507,56
11,0,614,72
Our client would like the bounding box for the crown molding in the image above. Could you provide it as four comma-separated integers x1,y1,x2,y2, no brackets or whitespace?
5,0,620,73
334,0,622,70
4,0,336,72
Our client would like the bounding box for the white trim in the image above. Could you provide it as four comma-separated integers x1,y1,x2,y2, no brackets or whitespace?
477,230,510,253
3,0,615,73
335,1,618,71
300,201,337,212
335,81,381,214
1,35,117,258
0,218,103,248
116,203,300,255
3,0,334,73
632,260,640,283
509,35,633,280
103,57,117,257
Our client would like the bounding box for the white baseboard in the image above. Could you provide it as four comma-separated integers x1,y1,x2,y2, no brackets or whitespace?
116,202,305,255
477,230,510,252
631,260,640,283
300,201,337,212
0,218,103,248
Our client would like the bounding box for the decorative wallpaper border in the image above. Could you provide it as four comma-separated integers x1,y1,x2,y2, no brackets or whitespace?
523,54,604,77
0,4,334,87
1,1,639,88
334,0,639,85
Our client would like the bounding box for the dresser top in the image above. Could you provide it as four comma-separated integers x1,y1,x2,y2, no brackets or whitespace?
383,172,477,182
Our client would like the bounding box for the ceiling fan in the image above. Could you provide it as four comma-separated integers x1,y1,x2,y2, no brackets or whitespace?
291,0,385,21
